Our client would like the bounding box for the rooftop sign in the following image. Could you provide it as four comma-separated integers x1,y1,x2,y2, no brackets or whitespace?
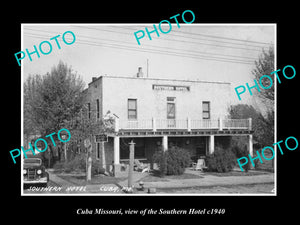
152,84,190,91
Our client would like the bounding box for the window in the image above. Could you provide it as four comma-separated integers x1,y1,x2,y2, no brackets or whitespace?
167,97,176,119
96,142,100,160
167,97,176,127
128,99,137,120
167,97,175,102
202,101,210,119
167,103,176,119
87,103,91,119
96,99,100,119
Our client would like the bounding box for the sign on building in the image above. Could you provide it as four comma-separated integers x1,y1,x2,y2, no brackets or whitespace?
95,134,108,143
152,84,190,91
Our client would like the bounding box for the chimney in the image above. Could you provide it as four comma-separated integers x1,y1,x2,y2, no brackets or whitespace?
137,67,143,78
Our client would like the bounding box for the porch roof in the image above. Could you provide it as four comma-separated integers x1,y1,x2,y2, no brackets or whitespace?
108,129,253,137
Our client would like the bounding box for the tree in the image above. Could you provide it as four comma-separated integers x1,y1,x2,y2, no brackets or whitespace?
252,46,275,148
228,103,274,170
252,46,274,108
228,104,273,147
24,61,85,166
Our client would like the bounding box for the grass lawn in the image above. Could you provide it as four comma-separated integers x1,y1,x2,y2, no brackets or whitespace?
157,183,274,194
56,173,127,185
203,169,271,177
140,170,204,182
139,166,273,183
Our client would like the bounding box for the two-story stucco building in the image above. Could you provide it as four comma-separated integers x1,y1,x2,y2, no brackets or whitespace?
83,67,253,176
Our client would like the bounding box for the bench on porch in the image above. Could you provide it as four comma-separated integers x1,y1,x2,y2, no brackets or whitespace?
191,156,208,171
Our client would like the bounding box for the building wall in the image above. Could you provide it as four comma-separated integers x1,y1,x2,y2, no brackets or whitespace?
85,77,103,118
101,76,231,121
85,74,233,174
91,136,114,173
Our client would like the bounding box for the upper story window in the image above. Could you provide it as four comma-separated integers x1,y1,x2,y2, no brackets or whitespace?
167,97,176,119
87,103,91,119
128,99,137,120
96,99,100,119
167,97,176,129
167,97,176,102
96,142,100,160
202,101,210,119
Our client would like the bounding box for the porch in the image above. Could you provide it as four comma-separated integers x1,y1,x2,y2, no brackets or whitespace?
102,118,253,177
110,133,254,177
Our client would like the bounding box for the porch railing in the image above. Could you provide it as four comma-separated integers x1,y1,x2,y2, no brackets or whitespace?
115,118,252,132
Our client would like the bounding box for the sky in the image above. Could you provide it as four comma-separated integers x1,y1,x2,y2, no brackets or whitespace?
21,23,275,112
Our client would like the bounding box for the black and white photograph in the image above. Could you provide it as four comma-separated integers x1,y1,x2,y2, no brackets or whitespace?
4,4,300,221
21,23,276,196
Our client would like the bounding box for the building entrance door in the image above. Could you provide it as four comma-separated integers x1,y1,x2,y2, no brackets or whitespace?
196,137,207,158
167,102,176,128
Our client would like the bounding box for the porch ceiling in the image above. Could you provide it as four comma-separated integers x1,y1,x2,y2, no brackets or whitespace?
108,129,254,137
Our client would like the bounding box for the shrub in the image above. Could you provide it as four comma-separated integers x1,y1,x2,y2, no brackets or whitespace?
152,149,167,175
53,161,64,171
53,154,86,173
232,145,250,172
64,154,86,173
53,154,103,176
206,147,236,173
153,146,191,176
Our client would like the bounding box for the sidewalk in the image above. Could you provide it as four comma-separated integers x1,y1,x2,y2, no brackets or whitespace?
47,169,75,188
47,169,123,194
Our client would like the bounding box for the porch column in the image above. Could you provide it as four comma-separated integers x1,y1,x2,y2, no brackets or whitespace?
219,118,223,131
248,118,252,130
114,118,119,132
248,134,253,157
162,135,168,151
209,135,215,154
187,117,191,131
114,136,120,164
101,142,105,168
152,117,156,131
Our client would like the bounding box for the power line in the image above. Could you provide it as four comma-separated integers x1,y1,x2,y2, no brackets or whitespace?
24,33,254,65
115,26,270,48
77,39,254,64
24,33,254,64
72,26,264,52
24,28,258,60
116,25,271,45
177,28,271,45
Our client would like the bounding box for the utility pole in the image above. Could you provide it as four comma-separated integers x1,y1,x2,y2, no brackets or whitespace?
87,148,92,181
64,142,67,162
84,137,92,182
128,140,135,189
61,134,68,163
48,147,51,168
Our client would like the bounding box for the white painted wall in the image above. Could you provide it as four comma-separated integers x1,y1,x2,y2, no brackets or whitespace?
95,76,232,121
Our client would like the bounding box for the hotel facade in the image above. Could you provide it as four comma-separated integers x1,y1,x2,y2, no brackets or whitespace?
83,68,253,176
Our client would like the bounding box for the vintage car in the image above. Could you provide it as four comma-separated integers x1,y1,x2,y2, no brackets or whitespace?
23,158,49,186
